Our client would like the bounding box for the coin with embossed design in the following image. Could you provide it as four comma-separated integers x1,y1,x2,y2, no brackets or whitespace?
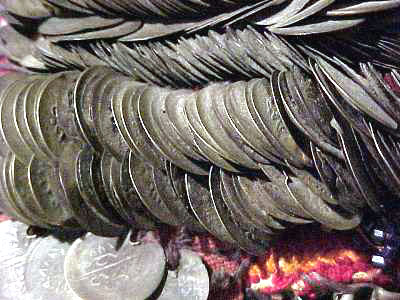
64,233,166,300
24,236,80,300
0,221,36,300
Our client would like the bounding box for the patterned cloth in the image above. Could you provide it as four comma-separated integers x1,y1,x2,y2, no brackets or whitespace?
189,225,394,299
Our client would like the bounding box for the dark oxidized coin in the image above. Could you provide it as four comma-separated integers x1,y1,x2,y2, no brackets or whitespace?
30,73,66,163
27,156,75,227
100,151,128,224
185,172,234,243
118,151,159,230
233,174,285,230
246,78,288,163
128,151,179,226
0,154,33,224
244,173,311,224
14,78,45,158
197,83,257,168
21,78,50,162
139,86,207,175
166,161,204,232
0,155,22,221
157,90,205,162
153,161,204,232
76,145,127,234
0,74,28,157
285,174,361,230
209,166,269,255
219,169,275,235
59,142,125,237
111,81,145,156
127,85,163,169
36,72,79,161
184,89,240,172
85,146,125,226
0,78,35,164
259,164,313,219
270,71,311,168
93,74,130,161
9,154,51,228
56,71,81,140
73,66,111,151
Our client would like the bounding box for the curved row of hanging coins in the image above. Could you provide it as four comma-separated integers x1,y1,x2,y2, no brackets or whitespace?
1,0,399,75
3,0,399,38
1,57,400,255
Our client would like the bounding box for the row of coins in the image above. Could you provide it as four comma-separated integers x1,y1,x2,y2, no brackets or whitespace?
4,0,399,41
0,64,398,254
0,220,210,300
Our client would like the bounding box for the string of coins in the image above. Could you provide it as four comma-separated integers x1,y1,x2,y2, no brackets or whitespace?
1,1,399,77
1,59,400,255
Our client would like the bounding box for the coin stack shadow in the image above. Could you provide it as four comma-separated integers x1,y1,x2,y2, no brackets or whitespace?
0,61,399,255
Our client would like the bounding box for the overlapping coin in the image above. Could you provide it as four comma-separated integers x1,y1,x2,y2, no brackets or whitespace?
0,62,396,246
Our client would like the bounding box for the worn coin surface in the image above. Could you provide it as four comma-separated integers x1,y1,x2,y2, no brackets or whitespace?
158,249,209,300
0,221,35,300
24,236,79,300
64,233,166,300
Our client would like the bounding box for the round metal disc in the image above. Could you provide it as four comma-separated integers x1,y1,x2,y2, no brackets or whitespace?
158,249,209,300
64,233,166,300
24,236,78,300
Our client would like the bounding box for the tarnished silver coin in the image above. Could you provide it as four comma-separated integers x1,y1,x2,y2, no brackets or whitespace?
128,150,179,226
210,167,269,255
28,156,76,227
64,233,166,300
157,90,205,162
166,162,205,232
0,154,21,220
24,236,79,300
185,172,234,243
0,77,35,164
59,142,123,237
184,88,240,172
119,151,159,230
225,79,279,164
111,81,145,156
21,78,50,162
93,74,130,161
126,85,163,169
196,83,257,168
11,154,52,228
73,66,111,151
0,153,33,224
30,73,66,163
158,249,209,300
138,86,207,175
6,153,47,227
0,221,35,300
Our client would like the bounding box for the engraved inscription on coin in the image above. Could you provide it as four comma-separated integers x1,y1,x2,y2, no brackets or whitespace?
0,221,35,300
64,233,166,300
24,236,79,300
